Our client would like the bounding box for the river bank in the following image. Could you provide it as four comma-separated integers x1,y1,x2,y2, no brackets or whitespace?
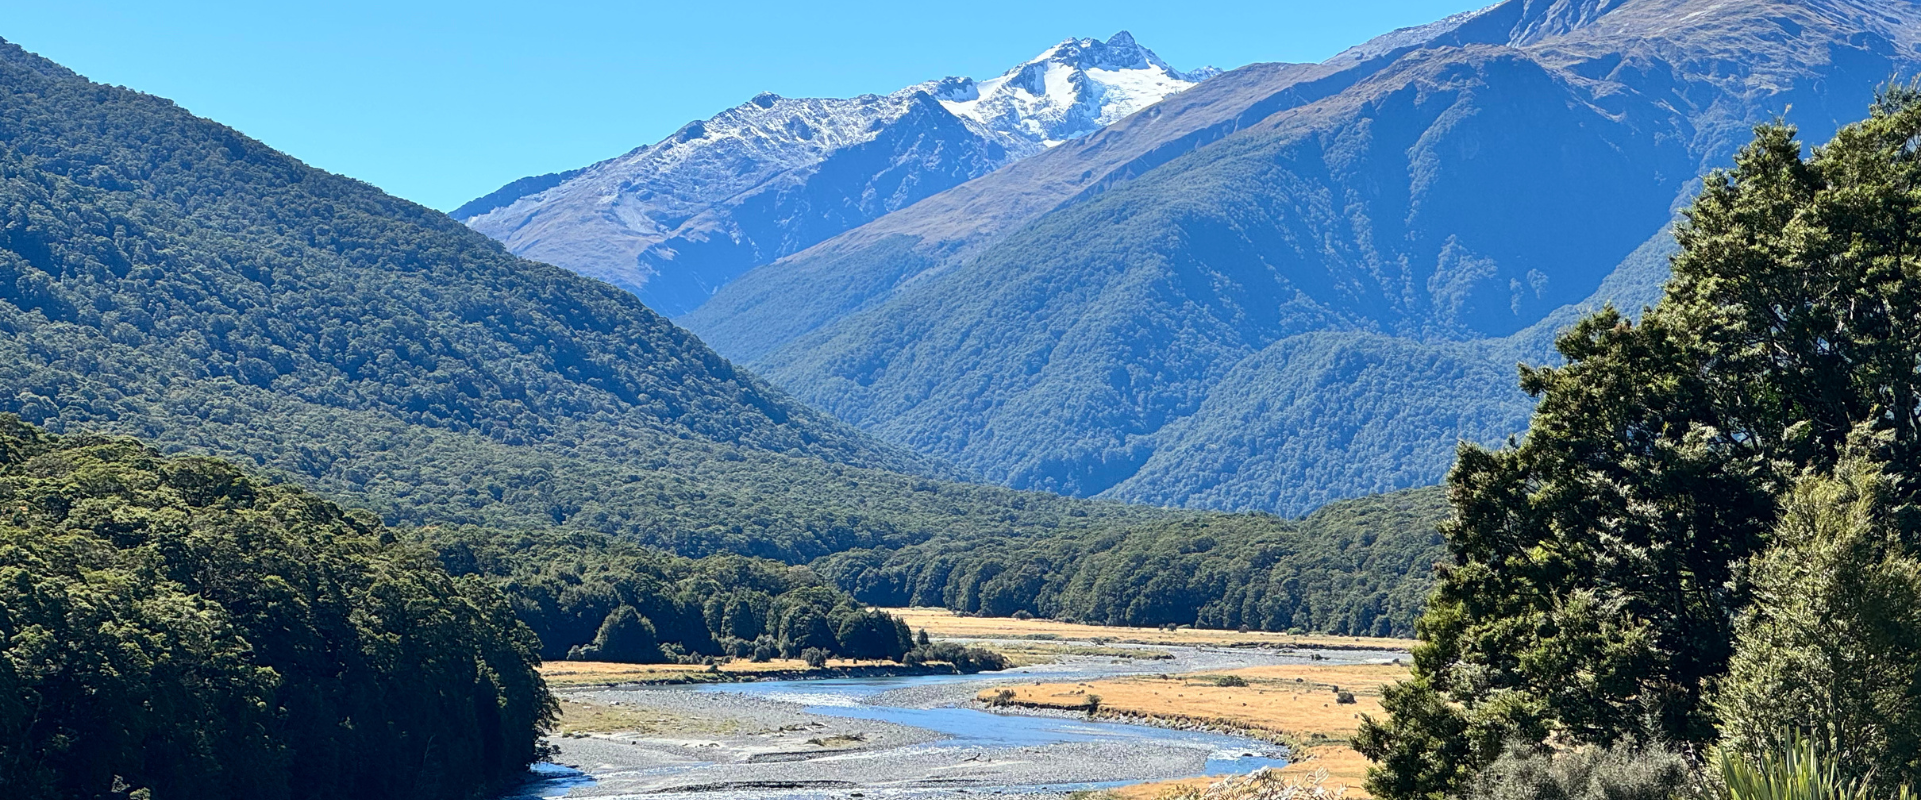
529,634,1405,800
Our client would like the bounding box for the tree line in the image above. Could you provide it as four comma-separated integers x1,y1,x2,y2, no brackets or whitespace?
0,418,551,800
417,526,1004,669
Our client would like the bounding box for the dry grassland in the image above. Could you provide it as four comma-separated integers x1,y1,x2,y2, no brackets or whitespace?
984,662,1409,798
885,607,1415,651
538,658,899,687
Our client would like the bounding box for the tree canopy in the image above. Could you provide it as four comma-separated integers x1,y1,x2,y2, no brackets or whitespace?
0,417,552,800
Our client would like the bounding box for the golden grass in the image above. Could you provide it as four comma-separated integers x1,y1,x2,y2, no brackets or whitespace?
984,662,1409,799
990,642,1176,667
538,658,901,687
885,607,1415,651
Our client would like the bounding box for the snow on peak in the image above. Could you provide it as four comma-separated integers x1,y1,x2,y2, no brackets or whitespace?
937,31,1218,147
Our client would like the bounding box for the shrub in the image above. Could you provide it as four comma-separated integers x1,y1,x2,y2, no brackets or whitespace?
1467,741,1690,800
1335,691,1356,705
1084,694,1103,715
800,647,830,668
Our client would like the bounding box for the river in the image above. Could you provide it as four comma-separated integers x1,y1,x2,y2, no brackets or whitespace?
502,643,1401,800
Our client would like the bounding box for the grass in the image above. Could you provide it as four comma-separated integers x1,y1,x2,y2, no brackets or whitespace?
885,607,1416,651
990,642,1177,667
537,658,903,687
979,662,1409,797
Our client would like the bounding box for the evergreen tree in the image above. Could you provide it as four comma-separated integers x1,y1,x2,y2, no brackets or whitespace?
1359,87,1921,798
1714,433,1921,791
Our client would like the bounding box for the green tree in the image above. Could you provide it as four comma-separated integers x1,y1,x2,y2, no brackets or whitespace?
569,606,665,663
1715,437,1921,791
1359,87,1921,798
0,418,552,800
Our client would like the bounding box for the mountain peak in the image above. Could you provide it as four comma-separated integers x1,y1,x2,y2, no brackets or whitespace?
942,32,1217,146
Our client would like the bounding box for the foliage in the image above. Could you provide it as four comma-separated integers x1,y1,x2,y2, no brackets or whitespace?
1357,89,1921,798
0,417,551,800
1715,734,1913,800
1713,441,1921,791
901,641,1009,672
815,487,1448,636
1467,742,1691,800
413,525,920,664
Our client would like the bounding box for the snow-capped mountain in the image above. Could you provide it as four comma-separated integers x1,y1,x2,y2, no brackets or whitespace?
458,32,1213,316
931,31,1220,146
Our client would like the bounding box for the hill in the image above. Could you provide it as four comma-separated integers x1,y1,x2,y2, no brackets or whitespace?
682,0,1921,515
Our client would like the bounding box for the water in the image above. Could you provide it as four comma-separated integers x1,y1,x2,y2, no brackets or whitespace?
503,648,1375,798
699,675,1287,776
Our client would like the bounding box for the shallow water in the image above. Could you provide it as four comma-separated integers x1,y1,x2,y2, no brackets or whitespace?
509,644,1407,798
699,674,1286,775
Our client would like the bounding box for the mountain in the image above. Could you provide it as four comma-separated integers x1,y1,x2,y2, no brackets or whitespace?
0,35,1453,637
458,32,1214,315
681,0,1921,515
930,31,1221,146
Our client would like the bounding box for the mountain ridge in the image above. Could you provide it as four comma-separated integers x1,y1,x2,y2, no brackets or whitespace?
460,32,1213,316
682,0,1921,514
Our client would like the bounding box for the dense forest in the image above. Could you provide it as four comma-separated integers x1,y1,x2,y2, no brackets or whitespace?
815,486,1446,637
417,526,1002,668
0,418,551,800
1357,90,1921,798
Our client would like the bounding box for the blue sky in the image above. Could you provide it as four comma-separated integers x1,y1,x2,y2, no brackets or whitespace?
5,1,1489,211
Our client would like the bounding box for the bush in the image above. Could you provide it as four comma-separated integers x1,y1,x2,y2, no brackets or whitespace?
1335,691,1356,705
1713,443,1921,792
1714,734,1907,800
1084,694,1103,715
1467,741,1690,800
1217,675,1249,688
801,647,830,668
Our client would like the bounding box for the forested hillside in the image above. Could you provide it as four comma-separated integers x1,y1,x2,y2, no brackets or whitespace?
684,0,1921,516
0,418,551,800
815,485,1446,637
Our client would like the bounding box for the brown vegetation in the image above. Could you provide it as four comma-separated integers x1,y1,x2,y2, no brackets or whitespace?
983,662,1408,797
884,608,1414,651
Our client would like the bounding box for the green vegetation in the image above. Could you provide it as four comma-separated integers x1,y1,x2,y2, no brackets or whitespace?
1467,742,1689,800
1715,735,1913,800
415,526,990,666
0,418,551,800
815,486,1447,637
1356,89,1921,798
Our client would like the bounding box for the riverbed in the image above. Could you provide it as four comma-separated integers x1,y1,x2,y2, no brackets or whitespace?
506,643,1403,800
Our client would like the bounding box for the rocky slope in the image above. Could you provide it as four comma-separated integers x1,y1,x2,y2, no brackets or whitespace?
459,33,1213,315
683,0,1921,514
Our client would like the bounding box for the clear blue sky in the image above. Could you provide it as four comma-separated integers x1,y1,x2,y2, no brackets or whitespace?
5,1,1489,211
